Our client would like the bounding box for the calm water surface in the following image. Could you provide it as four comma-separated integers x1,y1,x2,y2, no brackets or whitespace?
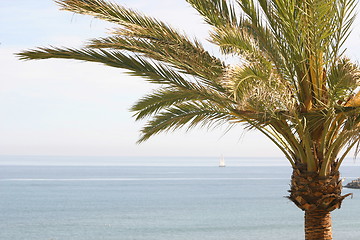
1,162,360,240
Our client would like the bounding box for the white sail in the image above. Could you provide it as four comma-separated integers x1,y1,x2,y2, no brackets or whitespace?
219,156,225,167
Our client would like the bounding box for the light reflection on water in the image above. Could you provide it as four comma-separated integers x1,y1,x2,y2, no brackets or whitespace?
0,157,359,240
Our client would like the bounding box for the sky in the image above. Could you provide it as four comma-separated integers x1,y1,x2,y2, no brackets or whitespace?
1,0,360,159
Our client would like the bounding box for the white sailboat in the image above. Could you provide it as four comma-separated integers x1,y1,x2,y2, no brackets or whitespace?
219,156,226,167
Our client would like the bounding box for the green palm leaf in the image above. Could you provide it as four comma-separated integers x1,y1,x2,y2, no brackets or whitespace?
18,1,360,237
18,0,360,175
138,101,235,143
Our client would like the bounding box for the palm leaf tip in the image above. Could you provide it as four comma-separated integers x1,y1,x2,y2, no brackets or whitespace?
16,49,44,60
16,47,76,61
15,0,360,177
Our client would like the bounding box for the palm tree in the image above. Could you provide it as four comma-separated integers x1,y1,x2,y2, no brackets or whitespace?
18,0,360,239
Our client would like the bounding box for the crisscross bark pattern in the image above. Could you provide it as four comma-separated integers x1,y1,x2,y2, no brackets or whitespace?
288,165,352,239
288,166,350,212
305,210,332,240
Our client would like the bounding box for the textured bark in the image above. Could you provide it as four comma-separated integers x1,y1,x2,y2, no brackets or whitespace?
288,165,350,212
288,165,352,239
305,210,332,240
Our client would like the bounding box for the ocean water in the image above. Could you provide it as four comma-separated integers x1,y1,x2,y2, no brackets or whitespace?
1,157,360,240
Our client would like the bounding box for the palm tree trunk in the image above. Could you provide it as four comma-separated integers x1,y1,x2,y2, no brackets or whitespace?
305,210,332,240
288,164,352,240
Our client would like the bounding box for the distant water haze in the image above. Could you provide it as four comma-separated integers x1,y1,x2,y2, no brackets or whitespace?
0,155,359,167
1,164,360,240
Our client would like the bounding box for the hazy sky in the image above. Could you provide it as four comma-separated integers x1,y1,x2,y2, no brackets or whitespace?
1,0,360,158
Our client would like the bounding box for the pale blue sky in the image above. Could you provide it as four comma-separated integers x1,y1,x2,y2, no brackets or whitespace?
1,0,360,158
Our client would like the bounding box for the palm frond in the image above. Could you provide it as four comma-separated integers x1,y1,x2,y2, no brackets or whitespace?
131,86,236,121
131,88,205,120
56,0,225,83
17,47,196,89
138,102,235,143
87,35,225,88
327,58,360,103
329,0,357,63
17,0,360,175
221,61,294,114
185,0,238,27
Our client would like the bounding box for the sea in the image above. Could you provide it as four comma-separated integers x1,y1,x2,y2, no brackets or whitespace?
1,155,360,240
